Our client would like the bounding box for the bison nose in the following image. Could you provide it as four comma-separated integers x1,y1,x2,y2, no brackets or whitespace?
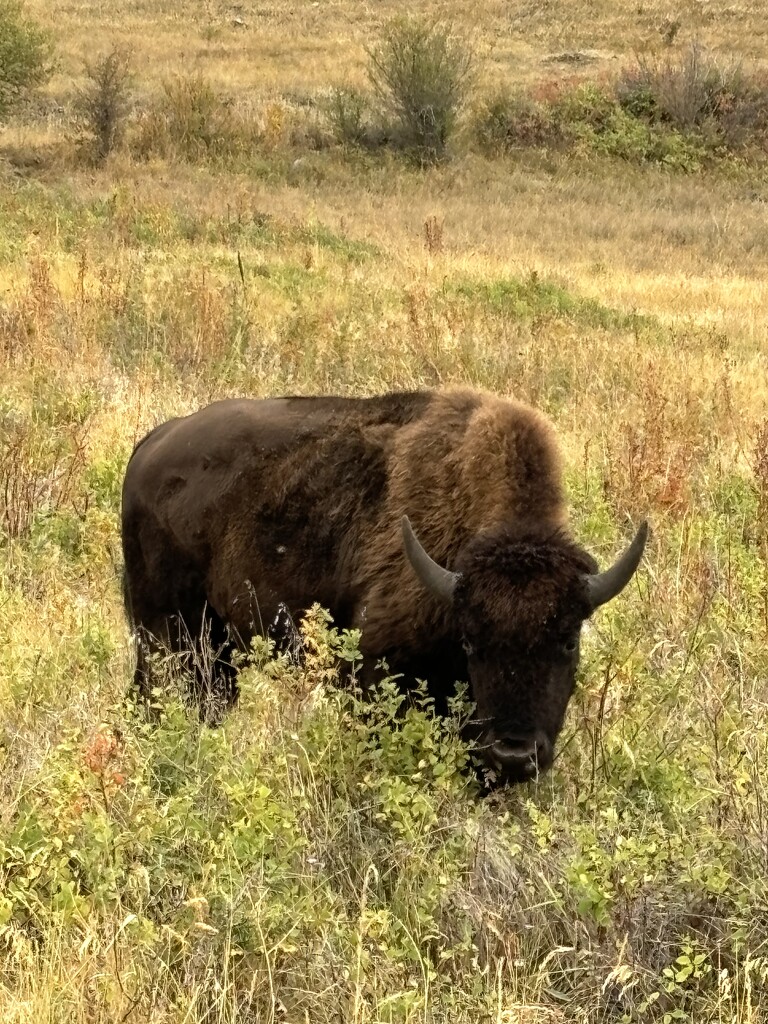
490,733,551,773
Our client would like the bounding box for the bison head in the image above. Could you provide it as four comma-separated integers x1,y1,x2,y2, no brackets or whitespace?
402,516,648,786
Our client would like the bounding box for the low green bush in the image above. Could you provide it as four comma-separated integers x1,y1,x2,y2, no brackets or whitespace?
4,599,768,1020
472,45,768,170
474,79,709,169
475,87,562,153
560,87,706,169
0,0,52,120
324,86,371,147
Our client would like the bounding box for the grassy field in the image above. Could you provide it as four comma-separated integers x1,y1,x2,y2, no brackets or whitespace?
3,1,768,1021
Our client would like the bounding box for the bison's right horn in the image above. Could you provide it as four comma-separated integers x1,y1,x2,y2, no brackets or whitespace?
586,520,649,610
401,516,459,604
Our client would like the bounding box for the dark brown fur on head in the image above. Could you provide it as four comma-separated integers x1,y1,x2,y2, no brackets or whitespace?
451,529,600,785
456,527,599,645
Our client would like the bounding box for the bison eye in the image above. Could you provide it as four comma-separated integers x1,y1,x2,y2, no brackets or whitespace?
562,637,578,655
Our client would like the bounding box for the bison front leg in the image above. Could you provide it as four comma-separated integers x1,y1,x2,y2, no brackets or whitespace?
132,625,158,708
183,606,241,725
128,619,178,720
128,609,240,724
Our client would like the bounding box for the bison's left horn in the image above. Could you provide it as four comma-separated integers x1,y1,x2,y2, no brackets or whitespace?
586,520,649,610
401,516,459,603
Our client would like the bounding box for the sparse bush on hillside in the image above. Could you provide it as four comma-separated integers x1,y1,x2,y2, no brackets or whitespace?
617,43,743,131
161,73,229,157
0,0,52,120
132,73,255,162
130,77,326,164
132,81,333,165
617,42,768,150
324,86,371,147
75,46,133,163
366,16,475,161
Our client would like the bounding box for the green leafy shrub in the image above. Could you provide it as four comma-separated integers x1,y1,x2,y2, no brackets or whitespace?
474,55,768,168
0,612,483,1020
474,79,707,170
366,16,475,161
559,87,706,169
0,0,51,120
554,81,618,131
83,448,131,511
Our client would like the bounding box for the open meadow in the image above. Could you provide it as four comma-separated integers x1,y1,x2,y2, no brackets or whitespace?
4,1,768,1021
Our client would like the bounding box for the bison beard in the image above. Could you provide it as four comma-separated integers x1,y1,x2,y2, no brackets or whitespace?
121,388,647,787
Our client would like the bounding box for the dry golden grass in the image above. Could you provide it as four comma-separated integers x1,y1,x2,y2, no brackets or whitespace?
27,0,768,96
3,1,768,1022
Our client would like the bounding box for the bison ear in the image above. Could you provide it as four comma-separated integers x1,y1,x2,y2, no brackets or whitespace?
401,516,459,604
586,520,649,610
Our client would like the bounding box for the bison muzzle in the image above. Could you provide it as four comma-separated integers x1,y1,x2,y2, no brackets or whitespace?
121,388,647,786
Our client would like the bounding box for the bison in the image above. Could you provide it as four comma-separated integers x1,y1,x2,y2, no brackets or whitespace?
121,388,647,785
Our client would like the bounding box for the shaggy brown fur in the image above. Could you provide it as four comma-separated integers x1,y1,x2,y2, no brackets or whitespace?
121,388,643,786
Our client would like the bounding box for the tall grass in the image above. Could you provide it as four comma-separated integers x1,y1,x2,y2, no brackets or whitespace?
3,3,768,1020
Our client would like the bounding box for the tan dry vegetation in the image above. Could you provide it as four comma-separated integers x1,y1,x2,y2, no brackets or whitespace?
4,1,768,1022
26,0,768,93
